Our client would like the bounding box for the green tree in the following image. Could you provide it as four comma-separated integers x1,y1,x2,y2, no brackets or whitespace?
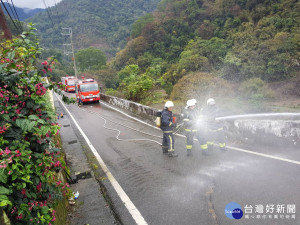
75,47,107,72
131,13,155,38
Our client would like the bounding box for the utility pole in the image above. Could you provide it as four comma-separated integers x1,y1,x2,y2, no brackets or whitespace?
62,27,77,78
0,4,12,40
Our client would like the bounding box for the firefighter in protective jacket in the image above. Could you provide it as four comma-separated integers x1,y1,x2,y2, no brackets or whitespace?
161,101,178,157
182,99,207,155
201,98,226,154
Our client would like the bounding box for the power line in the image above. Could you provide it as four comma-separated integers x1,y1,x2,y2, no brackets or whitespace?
9,0,23,31
0,2,12,39
0,0,22,34
42,0,54,27
0,0,30,48
4,0,22,33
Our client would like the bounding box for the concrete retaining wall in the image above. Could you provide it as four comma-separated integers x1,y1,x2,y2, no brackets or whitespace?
100,94,159,122
100,93,300,148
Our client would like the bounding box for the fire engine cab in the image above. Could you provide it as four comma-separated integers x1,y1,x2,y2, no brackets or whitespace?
75,78,100,104
64,76,78,92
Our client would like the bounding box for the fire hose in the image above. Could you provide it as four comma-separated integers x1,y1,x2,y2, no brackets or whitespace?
79,107,183,146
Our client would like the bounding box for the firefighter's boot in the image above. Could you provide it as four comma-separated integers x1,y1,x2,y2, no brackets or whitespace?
168,150,178,157
220,146,227,152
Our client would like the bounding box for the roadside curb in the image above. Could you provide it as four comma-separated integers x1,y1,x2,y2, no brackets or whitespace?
54,96,117,225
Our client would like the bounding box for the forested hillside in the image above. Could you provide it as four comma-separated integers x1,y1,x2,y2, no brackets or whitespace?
27,0,161,56
102,0,300,110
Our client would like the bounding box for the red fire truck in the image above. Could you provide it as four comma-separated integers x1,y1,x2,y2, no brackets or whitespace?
75,78,100,104
64,76,78,92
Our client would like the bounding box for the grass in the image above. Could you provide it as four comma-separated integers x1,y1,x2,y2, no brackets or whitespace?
53,132,70,225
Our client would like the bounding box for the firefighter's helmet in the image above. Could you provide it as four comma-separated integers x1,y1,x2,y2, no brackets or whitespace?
186,99,196,107
165,101,174,108
207,98,215,106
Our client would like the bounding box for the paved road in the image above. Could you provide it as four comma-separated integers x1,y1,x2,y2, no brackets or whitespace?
58,93,300,225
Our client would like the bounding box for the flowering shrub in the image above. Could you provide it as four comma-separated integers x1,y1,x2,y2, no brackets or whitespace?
0,26,72,224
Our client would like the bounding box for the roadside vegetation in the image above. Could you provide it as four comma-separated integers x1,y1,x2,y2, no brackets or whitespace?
0,25,73,224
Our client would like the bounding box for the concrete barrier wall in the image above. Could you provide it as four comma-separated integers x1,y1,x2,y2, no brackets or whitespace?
100,94,159,122
224,120,300,147
100,93,300,147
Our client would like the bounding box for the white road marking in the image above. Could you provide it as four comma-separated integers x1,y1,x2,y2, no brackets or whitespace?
227,145,300,165
55,94,148,225
101,101,300,166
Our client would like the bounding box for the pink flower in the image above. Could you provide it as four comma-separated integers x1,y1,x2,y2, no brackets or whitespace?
11,207,17,214
54,161,61,167
4,148,10,155
7,155,14,163
8,171,12,175
36,182,42,192
48,67,53,72
21,188,27,198
51,216,56,222
0,164,7,168
42,61,48,65
16,213,23,220
16,108,22,114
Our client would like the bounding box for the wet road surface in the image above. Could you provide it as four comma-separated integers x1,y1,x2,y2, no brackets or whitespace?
57,93,300,225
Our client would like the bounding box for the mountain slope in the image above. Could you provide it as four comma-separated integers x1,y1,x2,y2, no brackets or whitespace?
112,0,300,82
2,2,44,21
27,0,161,56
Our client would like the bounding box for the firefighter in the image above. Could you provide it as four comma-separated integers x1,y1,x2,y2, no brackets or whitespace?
161,101,178,157
182,99,207,155
201,98,226,154
183,99,198,155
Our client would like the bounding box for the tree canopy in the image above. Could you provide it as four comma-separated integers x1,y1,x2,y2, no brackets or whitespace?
75,47,106,72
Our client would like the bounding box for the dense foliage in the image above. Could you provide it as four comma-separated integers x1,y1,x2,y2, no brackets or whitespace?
108,0,299,102
75,47,106,72
0,26,72,224
27,0,161,56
